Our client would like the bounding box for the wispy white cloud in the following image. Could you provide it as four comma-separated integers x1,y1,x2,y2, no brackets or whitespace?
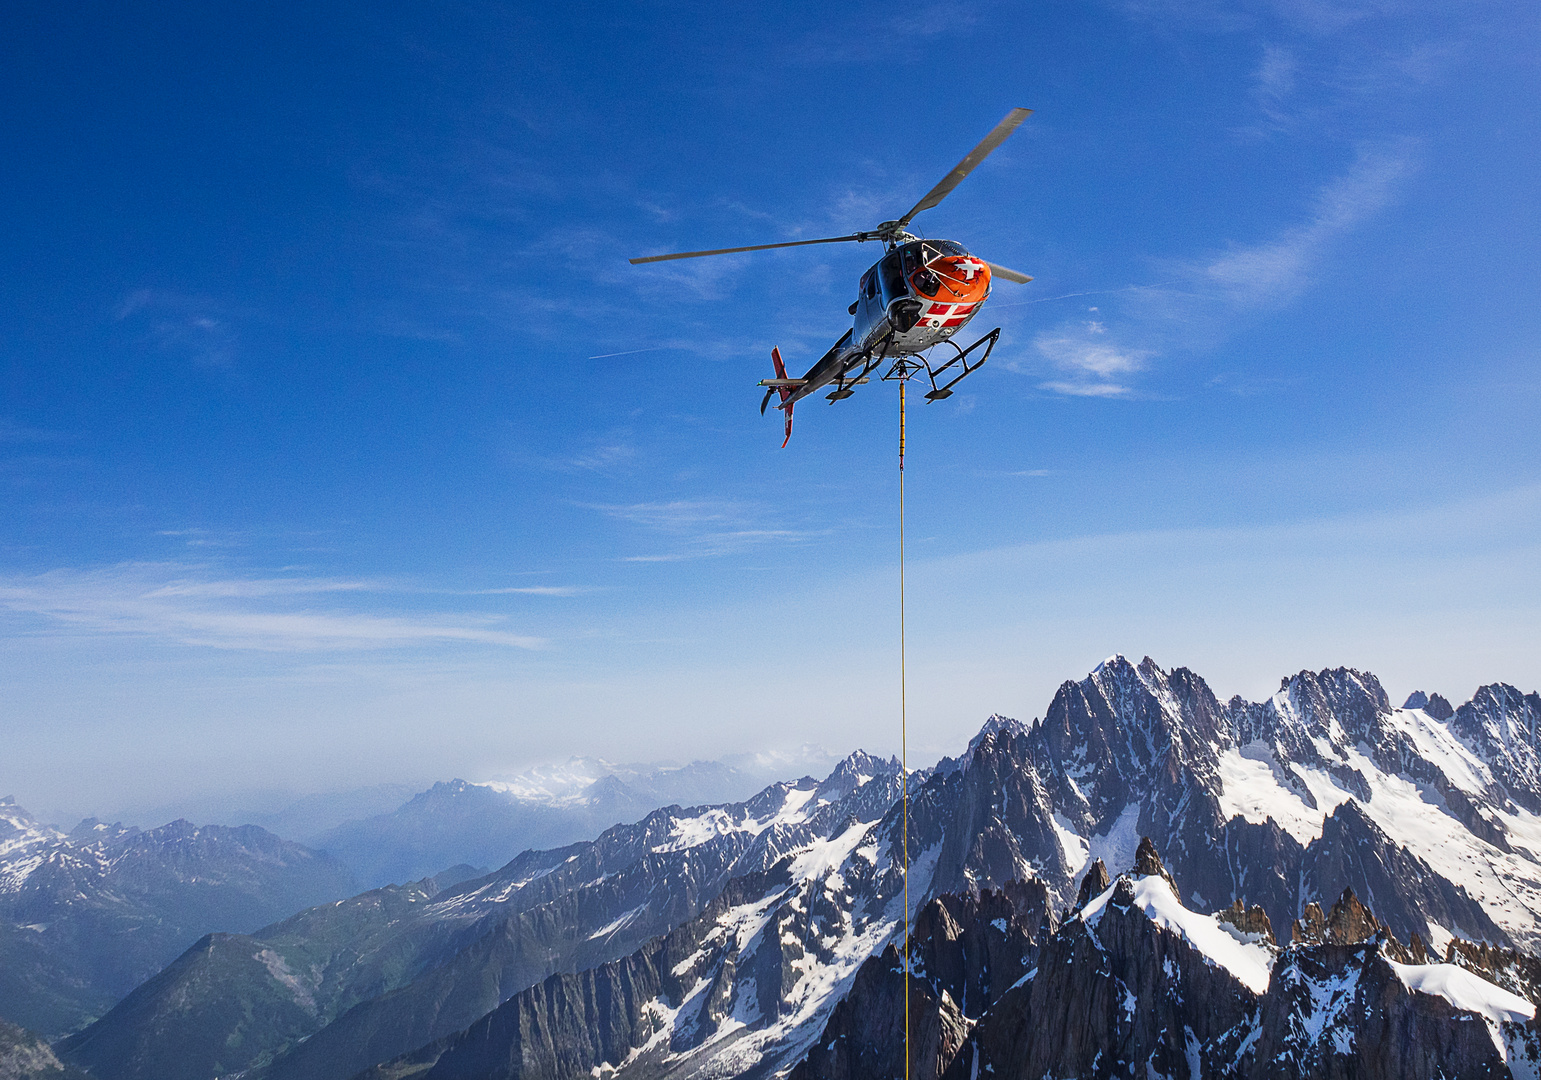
1031,319,1153,397
0,420,71,444
139,575,372,600
1009,144,1414,398
116,289,239,369
589,499,819,560
0,564,544,652
155,528,249,550
462,585,592,596
1252,43,1300,126
1038,381,1137,398
1199,144,1412,305
569,443,638,473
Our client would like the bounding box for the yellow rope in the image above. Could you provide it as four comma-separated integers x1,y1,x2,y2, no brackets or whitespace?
899,379,910,1080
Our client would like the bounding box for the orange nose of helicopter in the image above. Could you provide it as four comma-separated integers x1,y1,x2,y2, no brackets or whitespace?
911,255,991,328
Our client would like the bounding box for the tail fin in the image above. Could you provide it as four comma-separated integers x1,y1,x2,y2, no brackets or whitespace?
771,347,794,448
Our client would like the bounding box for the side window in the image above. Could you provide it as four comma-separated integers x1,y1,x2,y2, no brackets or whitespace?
863,272,878,300
879,253,907,303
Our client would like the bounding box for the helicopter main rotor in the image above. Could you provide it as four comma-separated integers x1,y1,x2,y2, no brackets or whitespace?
629,108,1034,283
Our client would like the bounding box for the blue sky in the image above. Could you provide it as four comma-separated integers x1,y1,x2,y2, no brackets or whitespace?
2,0,1539,824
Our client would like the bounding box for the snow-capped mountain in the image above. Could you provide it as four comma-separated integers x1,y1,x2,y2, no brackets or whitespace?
59,752,902,1080
311,750,841,888
798,840,1541,1080
0,798,67,894
47,657,1541,1080
0,800,358,1038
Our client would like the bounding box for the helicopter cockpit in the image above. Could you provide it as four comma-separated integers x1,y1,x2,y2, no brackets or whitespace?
865,240,989,335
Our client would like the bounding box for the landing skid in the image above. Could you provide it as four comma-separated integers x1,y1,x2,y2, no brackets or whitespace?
882,327,1000,400
825,332,894,402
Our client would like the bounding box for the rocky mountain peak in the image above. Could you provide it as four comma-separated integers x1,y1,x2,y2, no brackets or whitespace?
1450,683,1541,812
1404,689,1456,721
1217,899,1276,945
1290,887,1379,946
1132,835,1164,877
1275,666,1392,750
1074,859,1110,910
953,714,1027,774
1132,835,1181,897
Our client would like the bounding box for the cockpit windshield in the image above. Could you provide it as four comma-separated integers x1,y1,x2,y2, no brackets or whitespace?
878,252,908,304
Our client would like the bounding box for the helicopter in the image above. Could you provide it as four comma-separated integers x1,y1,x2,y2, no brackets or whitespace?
630,109,1035,446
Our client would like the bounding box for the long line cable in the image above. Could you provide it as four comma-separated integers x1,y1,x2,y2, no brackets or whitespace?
899,379,910,1080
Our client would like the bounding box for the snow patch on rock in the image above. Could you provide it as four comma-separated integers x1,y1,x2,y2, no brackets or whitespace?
1081,875,1274,994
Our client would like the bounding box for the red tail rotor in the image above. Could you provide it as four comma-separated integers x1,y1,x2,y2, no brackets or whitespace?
770,347,794,447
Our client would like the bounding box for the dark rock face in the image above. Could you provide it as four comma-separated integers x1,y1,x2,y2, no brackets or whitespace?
801,845,1533,1080
1448,939,1541,1001
927,727,1074,900
1218,898,1276,946
1301,801,1508,947
909,880,1050,1020
1076,858,1111,911
1133,835,1180,896
785,946,970,1080
1404,690,1457,721
1249,941,1512,1080
791,880,1050,1080
986,880,1256,1079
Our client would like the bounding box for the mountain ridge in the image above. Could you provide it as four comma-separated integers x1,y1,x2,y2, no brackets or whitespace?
46,656,1541,1079
0,803,358,1037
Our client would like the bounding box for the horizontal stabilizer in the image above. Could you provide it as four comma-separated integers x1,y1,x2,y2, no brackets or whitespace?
757,378,809,388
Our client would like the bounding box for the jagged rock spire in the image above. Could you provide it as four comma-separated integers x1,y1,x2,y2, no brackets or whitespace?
1132,836,1181,896
1074,859,1109,911
1290,888,1383,946
1217,900,1277,947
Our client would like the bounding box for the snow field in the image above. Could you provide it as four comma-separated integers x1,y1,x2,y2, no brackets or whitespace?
1080,873,1274,994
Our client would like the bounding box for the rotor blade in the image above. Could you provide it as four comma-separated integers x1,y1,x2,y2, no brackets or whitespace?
984,261,1033,284
898,108,1033,228
629,234,863,265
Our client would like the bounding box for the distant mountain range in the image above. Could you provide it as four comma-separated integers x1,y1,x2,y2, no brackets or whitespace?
0,747,838,1042
13,657,1541,1076
26,656,1541,1079
59,751,902,1080
310,749,841,888
0,803,358,1037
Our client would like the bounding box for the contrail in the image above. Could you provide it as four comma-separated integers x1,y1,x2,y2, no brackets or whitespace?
587,346,674,359
990,283,1174,309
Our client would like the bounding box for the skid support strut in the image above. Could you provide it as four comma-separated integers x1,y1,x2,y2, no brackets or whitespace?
827,332,894,402
920,327,1000,400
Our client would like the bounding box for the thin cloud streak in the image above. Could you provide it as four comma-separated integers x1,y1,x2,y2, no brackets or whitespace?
590,499,823,560
0,564,545,652
464,585,592,596
1199,144,1413,305
1017,144,1415,398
